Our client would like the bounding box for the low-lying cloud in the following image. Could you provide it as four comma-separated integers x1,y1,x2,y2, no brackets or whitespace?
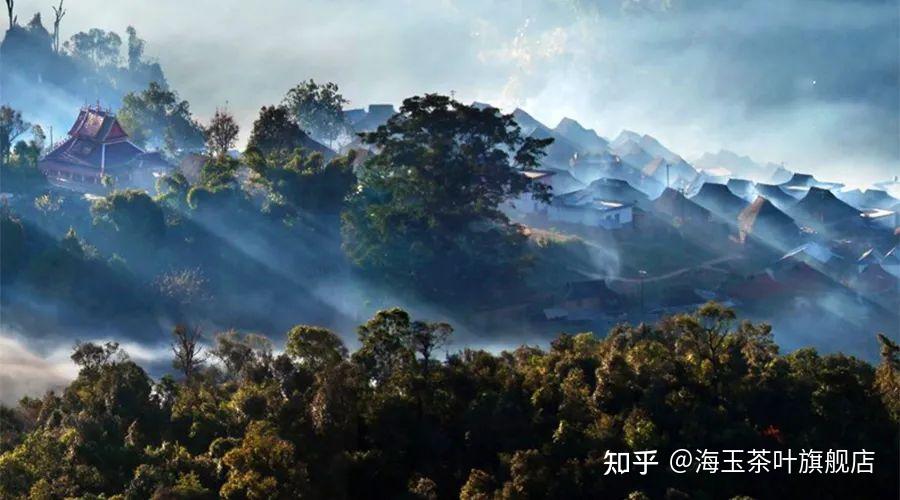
12,0,899,185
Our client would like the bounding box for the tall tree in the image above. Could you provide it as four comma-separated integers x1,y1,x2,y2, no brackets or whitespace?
68,28,122,66
125,25,144,71
4,0,13,27
341,94,552,302
0,106,29,165
283,79,348,148
204,108,239,160
51,0,65,53
171,324,205,382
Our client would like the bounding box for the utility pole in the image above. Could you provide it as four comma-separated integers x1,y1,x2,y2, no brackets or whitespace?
638,269,647,318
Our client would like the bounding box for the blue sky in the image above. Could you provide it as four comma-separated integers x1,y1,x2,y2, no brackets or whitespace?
13,0,900,184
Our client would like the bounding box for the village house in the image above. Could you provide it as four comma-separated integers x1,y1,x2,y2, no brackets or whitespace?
39,106,171,192
547,190,635,230
508,170,557,214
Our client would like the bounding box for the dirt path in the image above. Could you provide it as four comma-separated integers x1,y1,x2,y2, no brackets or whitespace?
578,255,743,283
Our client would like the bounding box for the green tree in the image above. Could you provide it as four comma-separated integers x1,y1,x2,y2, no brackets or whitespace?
0,105,29,165
125,25,144,71
204,108,239,160
247,105,307,155
67,28,122,66
118,82,205,156
90,189,167,245
283,79,348,148
285,325,348,373
244,147,355,216
875,333,900,422
341,94,552,303
220,421,308,499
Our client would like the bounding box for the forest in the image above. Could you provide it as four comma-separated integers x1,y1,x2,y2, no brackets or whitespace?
1,303,898,499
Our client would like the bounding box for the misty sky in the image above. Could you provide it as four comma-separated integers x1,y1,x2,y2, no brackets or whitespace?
13,0,900,184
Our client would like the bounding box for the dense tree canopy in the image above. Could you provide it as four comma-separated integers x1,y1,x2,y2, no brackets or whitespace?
117,82,205,157
0,304,896,499
245,147,356,218
247,105,308,155
204,108,240,160
342,94,553,303
283,79,349,148
0,105,29,165
66,28,121,67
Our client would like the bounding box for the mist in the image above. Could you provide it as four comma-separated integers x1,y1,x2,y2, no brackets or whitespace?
12,0,899,185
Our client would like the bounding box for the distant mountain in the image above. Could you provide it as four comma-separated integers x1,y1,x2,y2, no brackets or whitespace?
693,150,780,182
512,108,549,137
610,130,643,150
553,118,608,154
611,130,681,162
611,139,655,170
636,134,680,163
642,157,698,192
769,165,793,184
568,152,664,198
511,108,583,169
836,189,900,211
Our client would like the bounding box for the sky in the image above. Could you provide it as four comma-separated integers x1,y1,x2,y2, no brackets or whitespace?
12,0,900,184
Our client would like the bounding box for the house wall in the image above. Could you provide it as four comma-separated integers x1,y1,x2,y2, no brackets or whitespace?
547,204,632,229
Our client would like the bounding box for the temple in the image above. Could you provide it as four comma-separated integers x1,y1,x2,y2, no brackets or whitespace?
39,106,171,192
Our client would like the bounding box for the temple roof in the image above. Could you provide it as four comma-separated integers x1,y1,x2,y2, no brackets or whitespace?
42,107,144,171
43,135,143,170
68,107,130,143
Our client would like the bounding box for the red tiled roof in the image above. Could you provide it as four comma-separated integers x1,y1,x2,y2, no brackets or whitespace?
67,107,129,142
42,108,144,171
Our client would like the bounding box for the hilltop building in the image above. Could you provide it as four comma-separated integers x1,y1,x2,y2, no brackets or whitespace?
39,106,171,192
